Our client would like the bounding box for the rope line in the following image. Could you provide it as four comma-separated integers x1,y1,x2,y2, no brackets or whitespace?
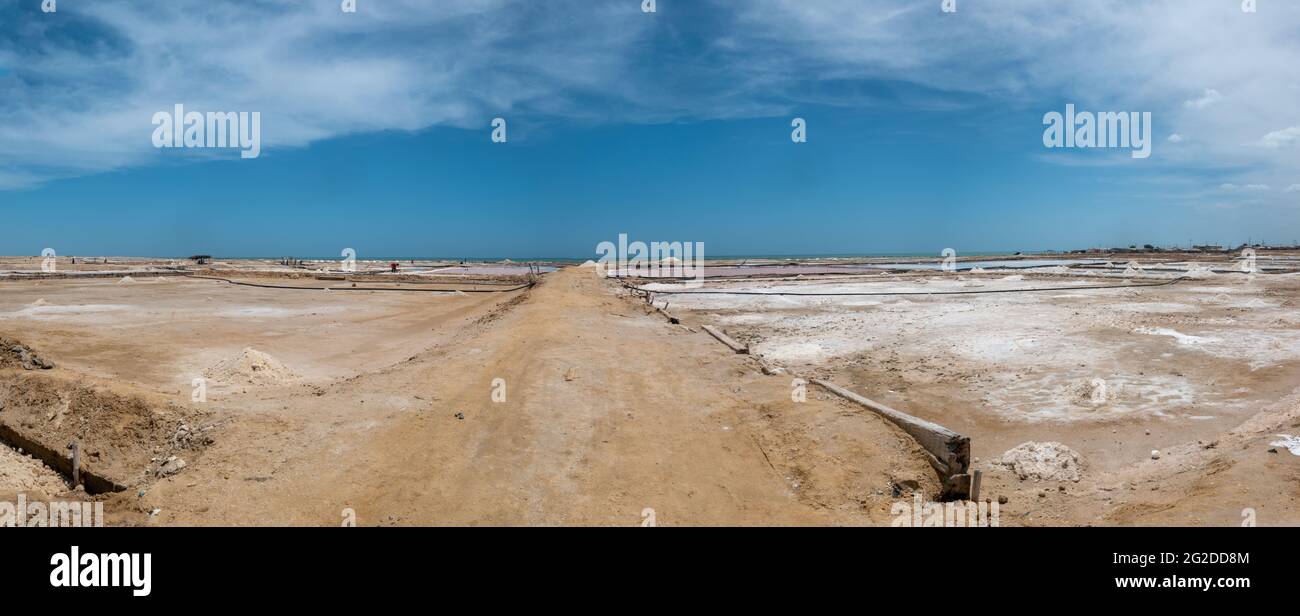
188,275,533,293
624,276,1189,297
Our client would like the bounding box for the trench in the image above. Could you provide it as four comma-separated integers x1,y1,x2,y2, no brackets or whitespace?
0,423,126,495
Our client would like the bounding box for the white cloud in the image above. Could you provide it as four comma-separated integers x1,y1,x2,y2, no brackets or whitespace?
1220,183,1270,191
3,0,1300,194
727,0,1300,198
1183,89,1222,109
1286,184,1300,193
1260,126,1300,149
1167,133,1184,143
0,0,655,188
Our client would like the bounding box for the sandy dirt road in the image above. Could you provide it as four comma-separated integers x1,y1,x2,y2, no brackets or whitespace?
110,267,934,526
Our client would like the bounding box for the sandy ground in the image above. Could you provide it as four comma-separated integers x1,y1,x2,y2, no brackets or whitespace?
0,266,935,526
644,262,1300,525
0,442,68,501
0,276,521,390
4,254,1298,525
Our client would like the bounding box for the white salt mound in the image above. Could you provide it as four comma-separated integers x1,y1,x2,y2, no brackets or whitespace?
1271,435,1300,456
30,298,48,306
203,348,300,386
995,441,1086,482
118,276,135,284
1062,378,1112,406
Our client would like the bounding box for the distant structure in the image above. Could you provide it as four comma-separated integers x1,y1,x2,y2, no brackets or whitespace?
188,254,211,265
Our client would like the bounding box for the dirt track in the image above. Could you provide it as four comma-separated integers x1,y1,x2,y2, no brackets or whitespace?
49,266,933,526
6,263,1295,526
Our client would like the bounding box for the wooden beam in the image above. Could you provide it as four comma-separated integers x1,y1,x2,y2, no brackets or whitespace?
812,379,970,497
702,325,749,354
655,306,680,324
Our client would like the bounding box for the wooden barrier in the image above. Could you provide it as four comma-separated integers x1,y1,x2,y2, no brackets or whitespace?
812,379,970,499
701,325,749,354
654,305,680,324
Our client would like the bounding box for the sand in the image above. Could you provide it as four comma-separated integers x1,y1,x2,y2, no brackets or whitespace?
0,264,939,526
1,254,1297,526
640,257,1300,525
0,443,68,499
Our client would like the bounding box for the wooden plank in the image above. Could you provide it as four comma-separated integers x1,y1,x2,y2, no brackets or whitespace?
701,325,749,354
812,379,970,479
70,441,81,488
654,305,680,324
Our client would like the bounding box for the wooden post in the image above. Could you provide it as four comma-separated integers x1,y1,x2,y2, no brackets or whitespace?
69,441,81,488
971,469,982,503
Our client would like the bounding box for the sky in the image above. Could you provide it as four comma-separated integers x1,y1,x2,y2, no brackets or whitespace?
1,0,1299,258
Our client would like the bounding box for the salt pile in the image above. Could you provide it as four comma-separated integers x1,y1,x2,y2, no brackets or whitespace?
203,348,300,386
995,441,1086,482
1062,378,1118,406
1270,435,1300,456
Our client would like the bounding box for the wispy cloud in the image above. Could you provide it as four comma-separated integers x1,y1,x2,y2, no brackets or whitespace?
1,0,1299,199
1183,89,1222,109
0,0,656,188
1259,126,1300,149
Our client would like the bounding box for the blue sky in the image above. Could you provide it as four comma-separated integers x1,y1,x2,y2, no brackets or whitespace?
2,0,1299,258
